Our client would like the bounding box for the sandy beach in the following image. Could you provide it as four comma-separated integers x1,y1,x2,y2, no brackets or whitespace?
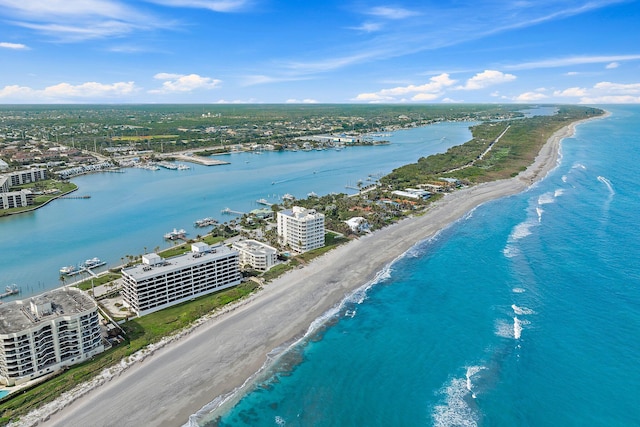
21,119,586,427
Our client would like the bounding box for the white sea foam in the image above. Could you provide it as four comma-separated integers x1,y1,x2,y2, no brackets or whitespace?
465,365,486,398
572,163,587,170
511,304,536,315
554,189,565,197
536,207,544,223
495,319,515,339
537,192,555,205
432,378,479,427
509,221,533,240
561,175,568,183
275,415,286,426
502,245,519,258
513,317,523,339
597,175,615,195
512,287,526,293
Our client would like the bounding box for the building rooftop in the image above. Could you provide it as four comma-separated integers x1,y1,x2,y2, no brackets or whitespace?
233,239,277,256
0,287,97,335
123,244,237,281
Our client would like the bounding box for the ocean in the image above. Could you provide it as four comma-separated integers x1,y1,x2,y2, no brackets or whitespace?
196,106,640,426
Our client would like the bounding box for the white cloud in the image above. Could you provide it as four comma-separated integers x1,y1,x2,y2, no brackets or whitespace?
150,73,222,93
285,99,318,104
458,70,516,90
0,81,137,102
605,62,619,69
0,42,29,50
580,95,640,103
593,81,640,94
0,0,168,41
43,81,137,97
366,6,419,20
349,22,383,32
146,0,250,12
548,80,640,103
565,71,580,76
514,92,548,102
354,73,456,102
553,87,587,97
506,54,640,70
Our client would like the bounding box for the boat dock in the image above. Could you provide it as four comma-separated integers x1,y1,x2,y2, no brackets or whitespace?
194,217,218,227
0,285,20,299
60,258,106,277
221,208,245,215
164,228,187,240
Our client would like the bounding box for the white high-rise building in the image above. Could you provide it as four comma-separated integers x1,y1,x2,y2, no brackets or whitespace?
0,288,104,386
232,239,278,271
121,243,242,317
277,206,325,253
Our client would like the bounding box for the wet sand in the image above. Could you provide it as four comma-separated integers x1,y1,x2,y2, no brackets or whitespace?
24,118,590,427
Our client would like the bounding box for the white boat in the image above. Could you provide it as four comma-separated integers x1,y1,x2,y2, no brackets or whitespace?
282,193,295,201
164,228,187,240
60,265,79,274
80,257,106,269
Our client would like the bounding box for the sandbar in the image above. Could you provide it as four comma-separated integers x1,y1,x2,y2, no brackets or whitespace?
22,117,594,427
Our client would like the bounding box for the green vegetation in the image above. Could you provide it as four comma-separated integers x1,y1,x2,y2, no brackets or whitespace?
74,273,121,291
0,180,77,217
382,105,603,188
0,281,258,424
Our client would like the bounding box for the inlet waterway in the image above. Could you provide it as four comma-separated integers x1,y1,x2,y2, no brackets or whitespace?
1,121,474,298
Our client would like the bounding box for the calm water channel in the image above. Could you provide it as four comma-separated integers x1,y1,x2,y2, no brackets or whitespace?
0,122,474,298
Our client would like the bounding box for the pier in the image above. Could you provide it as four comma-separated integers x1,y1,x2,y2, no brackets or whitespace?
60,195,91,199
221,208,245,215
0,285,20,299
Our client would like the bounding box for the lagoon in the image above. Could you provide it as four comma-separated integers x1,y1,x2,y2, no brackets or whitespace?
0,121,474,298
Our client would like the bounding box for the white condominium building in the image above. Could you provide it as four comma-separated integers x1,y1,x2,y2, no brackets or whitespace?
0,189,34,210
232,239,278,271
0,288,104,386
5,168,46,186
121,243,242,317
277,206,325,253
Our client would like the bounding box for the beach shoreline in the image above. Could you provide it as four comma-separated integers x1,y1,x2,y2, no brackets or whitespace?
23,115,600,427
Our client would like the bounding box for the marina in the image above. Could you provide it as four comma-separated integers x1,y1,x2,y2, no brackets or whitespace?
194,217,218,227
164,228,187,240
59,258,106,276
0,121,475,297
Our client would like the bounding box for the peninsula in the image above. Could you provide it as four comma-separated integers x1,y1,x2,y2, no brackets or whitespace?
7,109,602,427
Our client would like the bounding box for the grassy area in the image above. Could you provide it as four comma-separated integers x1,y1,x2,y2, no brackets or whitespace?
0,180,78,217
261,258,301,283
73,273,121,291
0,281,259,425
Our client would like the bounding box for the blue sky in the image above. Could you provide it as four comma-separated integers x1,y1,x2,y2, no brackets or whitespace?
1,0,639,104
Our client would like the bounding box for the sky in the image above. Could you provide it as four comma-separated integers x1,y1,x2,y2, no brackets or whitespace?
0,0,639,104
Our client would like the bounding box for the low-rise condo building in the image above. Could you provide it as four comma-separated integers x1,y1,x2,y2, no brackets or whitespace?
277,206,325,253
5,168,46,186
0,189,34,210
121,243,242,317
232,239,278,271
0,288,104,386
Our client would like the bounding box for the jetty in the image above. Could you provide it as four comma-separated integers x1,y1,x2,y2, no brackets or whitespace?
194,217,218,227
172,154,230,166
164,228,187,240
60,195,91,199
60,258,106,277
0,285,20,299
221,208,245,215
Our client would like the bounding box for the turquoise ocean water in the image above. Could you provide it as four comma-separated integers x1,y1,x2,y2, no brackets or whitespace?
193,106,640,426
